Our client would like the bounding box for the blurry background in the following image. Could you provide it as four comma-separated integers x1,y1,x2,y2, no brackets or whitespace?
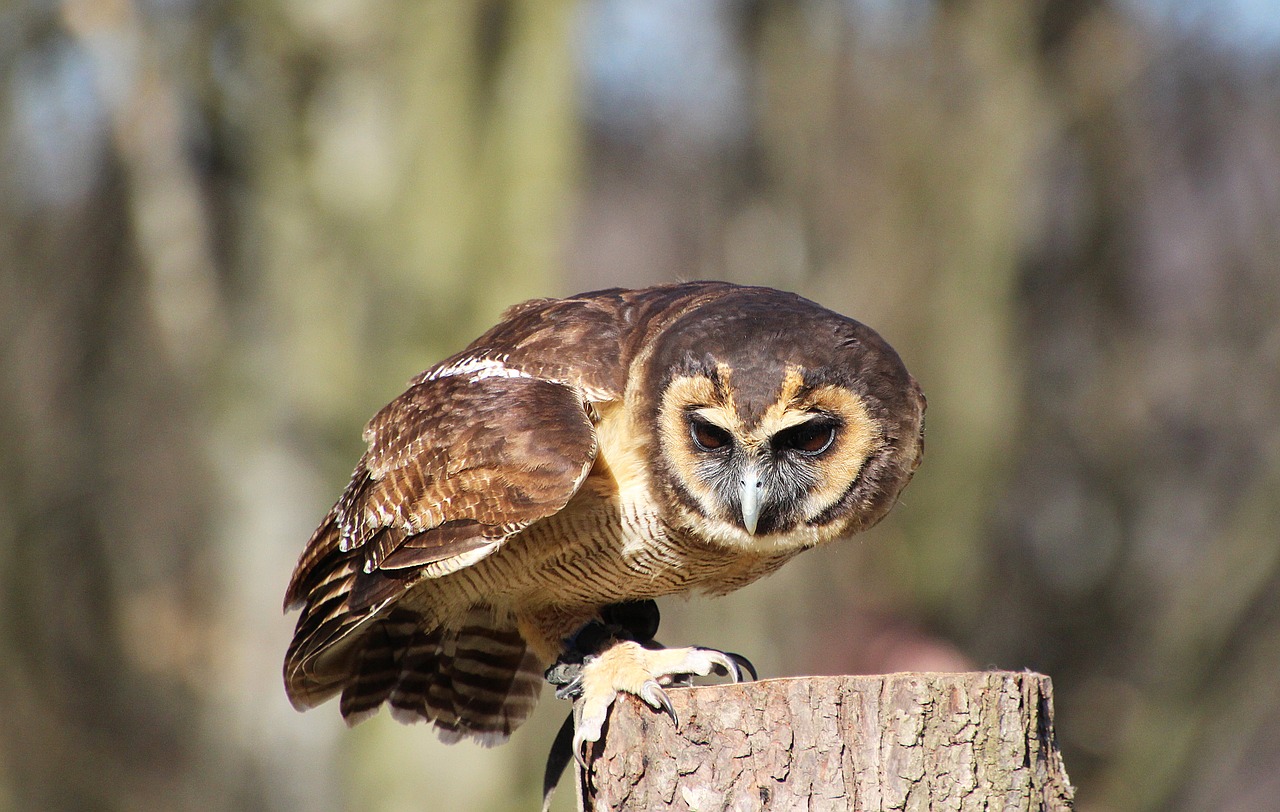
2,0,1278,810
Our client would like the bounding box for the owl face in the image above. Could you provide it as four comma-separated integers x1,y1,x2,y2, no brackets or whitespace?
643,292,924,554
655,364,885,552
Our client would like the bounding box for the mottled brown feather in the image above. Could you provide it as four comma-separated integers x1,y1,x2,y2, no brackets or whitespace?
284,373,598,710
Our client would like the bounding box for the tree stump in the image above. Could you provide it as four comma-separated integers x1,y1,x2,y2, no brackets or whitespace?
577,672,1074,811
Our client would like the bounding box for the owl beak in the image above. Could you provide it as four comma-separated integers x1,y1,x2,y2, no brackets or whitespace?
739,471,764,535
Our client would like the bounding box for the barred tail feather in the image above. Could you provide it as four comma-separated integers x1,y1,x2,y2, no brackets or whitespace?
337,607,544,745
337,610,420,725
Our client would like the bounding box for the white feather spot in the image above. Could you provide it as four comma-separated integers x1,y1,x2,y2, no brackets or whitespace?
424,355,533,383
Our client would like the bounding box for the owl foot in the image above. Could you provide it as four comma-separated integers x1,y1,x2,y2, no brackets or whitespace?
541,601,755,807
570,640,755,767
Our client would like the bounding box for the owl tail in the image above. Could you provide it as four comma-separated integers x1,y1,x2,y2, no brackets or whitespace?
338,607,544,746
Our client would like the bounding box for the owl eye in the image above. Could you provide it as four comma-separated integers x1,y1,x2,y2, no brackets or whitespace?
777,419,837,456
689,418,732,452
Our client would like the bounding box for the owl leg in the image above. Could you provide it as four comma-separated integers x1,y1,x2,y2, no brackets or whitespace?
544,599,664,696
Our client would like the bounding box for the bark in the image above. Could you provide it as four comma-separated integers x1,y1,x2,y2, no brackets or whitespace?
579,672,1074,812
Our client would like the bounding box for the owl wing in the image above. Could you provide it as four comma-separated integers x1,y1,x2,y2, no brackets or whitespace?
283,367,602,710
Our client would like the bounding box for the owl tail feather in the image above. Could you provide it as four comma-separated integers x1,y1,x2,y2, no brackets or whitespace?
337,607,544,746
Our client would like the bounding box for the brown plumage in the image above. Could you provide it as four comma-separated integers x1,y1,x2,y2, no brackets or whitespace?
284,282,925,745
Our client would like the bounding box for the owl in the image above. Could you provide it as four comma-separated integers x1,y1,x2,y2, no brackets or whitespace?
283,282,925,760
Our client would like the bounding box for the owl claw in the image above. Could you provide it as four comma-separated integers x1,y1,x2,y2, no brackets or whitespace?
721,651,758,682
639,679,678,724
549,670,584,701
572,705,606,769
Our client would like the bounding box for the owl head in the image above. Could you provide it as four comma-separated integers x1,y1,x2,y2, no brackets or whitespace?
641,288,925,553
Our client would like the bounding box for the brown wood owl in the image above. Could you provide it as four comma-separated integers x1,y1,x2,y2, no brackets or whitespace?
284,282,925,760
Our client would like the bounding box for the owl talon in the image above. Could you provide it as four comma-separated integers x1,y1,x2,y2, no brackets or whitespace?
682,647,756,684
572,702,608,769
720,651,758,682
552,673,584,701
639,679,678,725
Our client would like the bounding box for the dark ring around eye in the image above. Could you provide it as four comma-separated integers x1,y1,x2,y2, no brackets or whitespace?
689,417,732,452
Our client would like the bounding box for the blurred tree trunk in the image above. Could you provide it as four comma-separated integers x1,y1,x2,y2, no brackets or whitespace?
696,0,1045,664
224,0,583,807
994,9,1280,811
0,0,583,809
233,0,581,429
0,2,233,807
